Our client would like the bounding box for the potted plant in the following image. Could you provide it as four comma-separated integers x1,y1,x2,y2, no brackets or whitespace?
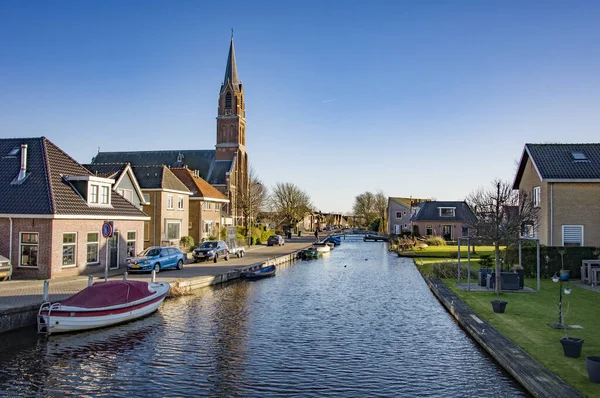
586,356,600,383
553,274,584,358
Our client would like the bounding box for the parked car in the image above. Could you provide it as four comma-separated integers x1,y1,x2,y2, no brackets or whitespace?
0,255,12,281
267,235,285,246
193,240,230,263
127,246,185,273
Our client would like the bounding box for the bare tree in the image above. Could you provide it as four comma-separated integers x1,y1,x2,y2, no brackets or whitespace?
237,168,267,241
352,192,376,228
269,182,313,233
374,190,387,233
466,179,538,295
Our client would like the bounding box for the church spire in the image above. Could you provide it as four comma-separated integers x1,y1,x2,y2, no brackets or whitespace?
221,33,240,93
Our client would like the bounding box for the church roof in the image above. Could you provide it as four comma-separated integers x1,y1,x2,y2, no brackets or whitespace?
221,36,241,93
91,150,232,185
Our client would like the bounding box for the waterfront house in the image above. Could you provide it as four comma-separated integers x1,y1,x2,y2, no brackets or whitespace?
170,167,229,244
512,143,600,247
0,137,149,279
411,201,476,240
386,197,430,235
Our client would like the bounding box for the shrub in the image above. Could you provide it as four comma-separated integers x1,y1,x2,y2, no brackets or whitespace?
180,236,195,251
479,254,493,268
426,236,447,246
504,244,600,278
208,235,217,241
431,261,467,279
256,237,262,245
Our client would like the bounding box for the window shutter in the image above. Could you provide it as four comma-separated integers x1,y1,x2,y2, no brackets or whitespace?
563,226,583,246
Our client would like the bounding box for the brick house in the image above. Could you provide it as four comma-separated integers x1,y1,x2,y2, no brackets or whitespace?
512,143,600,247
87,163,192,249
0,137,149,280
411,201,476,240
170,167,229,244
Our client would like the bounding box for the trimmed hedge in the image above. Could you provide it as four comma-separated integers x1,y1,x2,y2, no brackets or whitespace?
504,244,600,278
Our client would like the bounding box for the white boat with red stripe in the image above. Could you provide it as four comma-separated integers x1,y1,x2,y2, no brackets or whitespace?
37,280,170,335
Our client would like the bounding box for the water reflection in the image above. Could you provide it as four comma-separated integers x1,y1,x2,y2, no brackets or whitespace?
0,240,526,397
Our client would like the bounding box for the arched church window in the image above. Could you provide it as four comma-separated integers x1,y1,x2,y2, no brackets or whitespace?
225,92,232,109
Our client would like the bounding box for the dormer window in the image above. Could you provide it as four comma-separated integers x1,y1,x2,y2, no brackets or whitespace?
90,185,99,203
439,207,455,217
100,186,109,204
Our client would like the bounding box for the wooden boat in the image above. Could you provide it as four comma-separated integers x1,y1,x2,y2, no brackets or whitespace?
301,248,321,259
37,280,170,336
241,264,276,279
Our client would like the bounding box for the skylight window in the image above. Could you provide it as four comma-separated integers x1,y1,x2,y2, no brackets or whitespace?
571,152,587,161
7,147,20,156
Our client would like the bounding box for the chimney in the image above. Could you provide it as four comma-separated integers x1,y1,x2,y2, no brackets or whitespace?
18,144,27,181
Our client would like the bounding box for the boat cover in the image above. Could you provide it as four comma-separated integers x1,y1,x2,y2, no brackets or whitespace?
60,281,153,309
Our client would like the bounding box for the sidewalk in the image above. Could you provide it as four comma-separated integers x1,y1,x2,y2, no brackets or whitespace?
0,237,314,312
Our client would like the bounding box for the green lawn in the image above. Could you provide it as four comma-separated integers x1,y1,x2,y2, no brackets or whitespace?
408,245,600,395
444,278,600,396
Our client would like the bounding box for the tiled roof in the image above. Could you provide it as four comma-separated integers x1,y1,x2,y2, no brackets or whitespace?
207,160,232,185
0,137,148,218
170,168,228,201
130,165,190,193
411,201,476,223
389,197,430,207
84,163,127,179
514,143,600,187
92,149,216,178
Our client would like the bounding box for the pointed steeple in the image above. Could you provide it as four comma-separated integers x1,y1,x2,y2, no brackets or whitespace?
221,34,240,93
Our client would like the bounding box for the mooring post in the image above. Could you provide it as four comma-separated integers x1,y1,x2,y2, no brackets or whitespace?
457,239,461,284
467,239,471,291
42,280,49,302
151,270,156,282
123,272,128,281
88,275,93,286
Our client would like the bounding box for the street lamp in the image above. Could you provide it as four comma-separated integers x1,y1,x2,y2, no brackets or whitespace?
552,272,571,328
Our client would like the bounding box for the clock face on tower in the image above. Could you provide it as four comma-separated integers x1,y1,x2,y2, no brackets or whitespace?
224,109,232,116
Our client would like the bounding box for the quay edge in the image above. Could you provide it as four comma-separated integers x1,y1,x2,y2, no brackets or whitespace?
0,249,306,335
424,276,583,398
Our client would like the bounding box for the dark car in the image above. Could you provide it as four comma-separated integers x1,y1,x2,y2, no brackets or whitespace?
193,240,230,263
126,246,185,273
267,235,285,246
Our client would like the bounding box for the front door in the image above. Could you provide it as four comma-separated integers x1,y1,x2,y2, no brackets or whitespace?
108,232,120,270
442,225,452,241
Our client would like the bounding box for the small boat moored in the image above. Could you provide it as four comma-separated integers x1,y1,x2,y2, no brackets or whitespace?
301,248,322,259
37,280,170,336
240,264,276,279
313,242,331,252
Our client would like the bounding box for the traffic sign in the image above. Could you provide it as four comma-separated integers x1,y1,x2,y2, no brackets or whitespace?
102,221,114,238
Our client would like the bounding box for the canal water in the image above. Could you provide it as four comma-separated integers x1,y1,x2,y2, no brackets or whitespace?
0,240,526,397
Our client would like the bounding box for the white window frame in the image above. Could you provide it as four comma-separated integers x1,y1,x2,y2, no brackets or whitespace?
143,193,150,204
167,195,174,210
426,225,433,236
177,196,184,210
100,186,110,205
89,184,99,204
562,225,584,247
166,220,181,240
394,224,400,234
19,232,39,268
533,186,540,208
62,232,77,268
126,231,137,257
117,188,134,203
204,201,212,210
439,207,456,217
395,211,402,219
86,232,100,264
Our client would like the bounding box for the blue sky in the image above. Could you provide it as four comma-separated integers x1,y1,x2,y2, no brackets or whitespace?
2,1,600,213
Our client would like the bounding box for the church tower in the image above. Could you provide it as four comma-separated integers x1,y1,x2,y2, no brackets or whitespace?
216,34,248,225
